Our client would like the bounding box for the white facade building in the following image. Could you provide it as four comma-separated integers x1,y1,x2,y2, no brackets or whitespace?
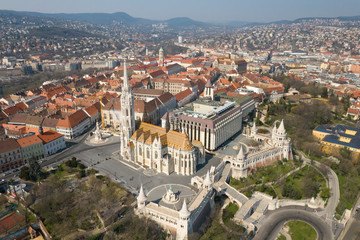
37,131,66,157
226,120,292,178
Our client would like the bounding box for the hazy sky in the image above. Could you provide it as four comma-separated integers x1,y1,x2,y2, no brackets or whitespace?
2,0,360,22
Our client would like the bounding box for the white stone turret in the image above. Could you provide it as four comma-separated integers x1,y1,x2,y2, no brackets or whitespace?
179,199,191,220
277,119,286,137
237,145,245,161
251,122,256,137
203,170,212,190
137,185,147,209
272,124,277,136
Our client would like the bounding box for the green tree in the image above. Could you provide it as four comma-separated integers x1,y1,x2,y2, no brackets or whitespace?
28,157,41,181
321,88,328,98
20,166,31,181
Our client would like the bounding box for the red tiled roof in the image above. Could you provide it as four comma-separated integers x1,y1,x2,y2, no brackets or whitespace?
16,135,42,147
84,104,99,116
347,108,359,115
3,106,22,117
57,109,89,128
175,89,193,102
15,102,28,111
37,130,64,144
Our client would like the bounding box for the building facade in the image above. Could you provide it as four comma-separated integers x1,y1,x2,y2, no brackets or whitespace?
56,109,91,139
0,139,23,172
153,78,198,96
37,131,66,157
135,171,215,239
16,135,44,163
225,120,292,178
161,97,255,151
213,57,247,74
129,122,205,176
313,124,360,160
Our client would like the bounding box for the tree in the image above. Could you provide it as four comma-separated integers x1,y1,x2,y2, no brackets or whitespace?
320,187,330,199
20,166,31,181
28,157,41,181
340,147,352,160
65,157,78,168
321,88,328,98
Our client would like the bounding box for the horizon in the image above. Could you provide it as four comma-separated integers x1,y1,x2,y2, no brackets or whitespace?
1,0,360,23
2,8,360,24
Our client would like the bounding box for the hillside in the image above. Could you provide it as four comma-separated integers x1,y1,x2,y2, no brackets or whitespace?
28,26,98,39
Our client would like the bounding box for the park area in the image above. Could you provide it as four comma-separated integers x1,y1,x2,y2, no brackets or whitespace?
277,220,317,240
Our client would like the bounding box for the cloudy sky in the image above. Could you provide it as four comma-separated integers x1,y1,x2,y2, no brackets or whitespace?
2,0,360,23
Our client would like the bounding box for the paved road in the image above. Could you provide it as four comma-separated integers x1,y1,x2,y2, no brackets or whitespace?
342,213,360,240
254,207,334,240
340,195,360,240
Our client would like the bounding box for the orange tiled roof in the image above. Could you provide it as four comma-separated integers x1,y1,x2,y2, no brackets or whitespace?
131,122,194,151
175,89,193,102
37,130,64,144
57,109,89,128
16,135,42,147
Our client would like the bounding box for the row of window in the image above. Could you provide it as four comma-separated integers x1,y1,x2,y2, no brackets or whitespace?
0,155,21,164
0,150,20,158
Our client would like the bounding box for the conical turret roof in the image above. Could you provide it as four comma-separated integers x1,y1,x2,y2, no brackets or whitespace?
252,122,256,132
137,185,147,204
277,119,286,136
237,145,245,159
205,79,213,88
179,199,191,219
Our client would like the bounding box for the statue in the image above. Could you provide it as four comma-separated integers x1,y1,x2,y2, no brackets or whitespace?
94,120,103,141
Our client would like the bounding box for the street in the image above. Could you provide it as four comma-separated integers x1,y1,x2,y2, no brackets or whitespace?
254,206,334,240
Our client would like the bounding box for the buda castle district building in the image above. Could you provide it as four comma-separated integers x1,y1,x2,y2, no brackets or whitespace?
116,60,292,239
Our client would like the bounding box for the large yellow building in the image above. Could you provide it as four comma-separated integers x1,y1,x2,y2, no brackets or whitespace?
313,124,360,160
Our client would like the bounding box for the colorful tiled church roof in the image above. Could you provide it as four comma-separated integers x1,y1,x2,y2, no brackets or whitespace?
131,122,194,151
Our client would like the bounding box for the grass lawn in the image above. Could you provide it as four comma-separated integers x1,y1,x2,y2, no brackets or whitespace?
225,202,239,217
286,220,317,240
274,164,326,200
230,158,301,191
201,203,245,240
222,202,245,233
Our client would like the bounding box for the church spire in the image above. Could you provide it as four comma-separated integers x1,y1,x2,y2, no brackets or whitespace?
165,111,170,133
123,59,129,90
120,58,135,160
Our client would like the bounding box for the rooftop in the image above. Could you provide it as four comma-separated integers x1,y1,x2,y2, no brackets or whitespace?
16,135,43,147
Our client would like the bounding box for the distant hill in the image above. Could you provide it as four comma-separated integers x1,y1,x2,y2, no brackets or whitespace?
0,9,359,28
28,26,98,38
42,12,151,25
165,17,208,27
0,10,209,28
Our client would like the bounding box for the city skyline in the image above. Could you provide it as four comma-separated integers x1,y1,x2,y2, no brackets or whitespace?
1,0,360,23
